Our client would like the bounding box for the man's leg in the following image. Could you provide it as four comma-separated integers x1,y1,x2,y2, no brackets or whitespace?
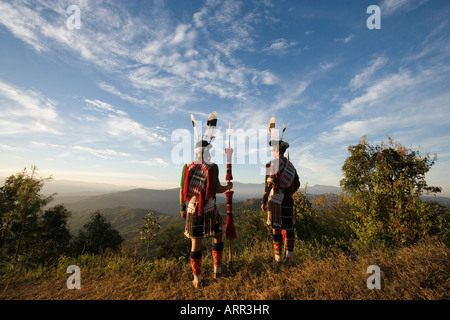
212,234,223,278
190,238,202,287
272,229,283,263
284,230,295,263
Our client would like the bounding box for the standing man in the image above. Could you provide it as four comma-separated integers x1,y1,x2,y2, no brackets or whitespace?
180,114,233,288
261,118,300,264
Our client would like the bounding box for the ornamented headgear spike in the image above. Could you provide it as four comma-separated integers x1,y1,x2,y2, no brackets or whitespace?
207,111,218,140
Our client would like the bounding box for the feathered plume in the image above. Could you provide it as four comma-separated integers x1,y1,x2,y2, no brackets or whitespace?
205,111,218,140
280,124,287,140
191,114,199,142
269,117,276,140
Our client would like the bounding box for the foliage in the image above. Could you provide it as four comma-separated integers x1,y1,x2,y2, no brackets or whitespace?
234,208,271,250
151,224,191,260
139,212,161,258
340,136,444,246
38,205,72,263
71,211,124,255
0,167,68,263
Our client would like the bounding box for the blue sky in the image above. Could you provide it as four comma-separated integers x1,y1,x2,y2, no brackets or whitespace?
0,0,449,195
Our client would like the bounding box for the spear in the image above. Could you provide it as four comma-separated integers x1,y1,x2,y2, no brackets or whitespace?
224,120,236,265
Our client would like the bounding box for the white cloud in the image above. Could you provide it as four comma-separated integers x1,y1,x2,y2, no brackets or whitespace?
264,38,298,55
349,55,387,90
0,0,283,115
340,71,419,117
252,70,279,86
84,99,127,116
83,99,167,146
335,34,355,44
0,1,47,52
0,143,26,152
380,0,430,17
97,82,147,105
0,79,61,135
273,81,309,111
129,158,169,167
72,146,131,160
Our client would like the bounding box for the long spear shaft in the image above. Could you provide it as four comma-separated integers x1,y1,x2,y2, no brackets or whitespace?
225,120,236,266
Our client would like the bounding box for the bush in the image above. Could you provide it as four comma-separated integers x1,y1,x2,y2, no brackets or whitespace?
341,137,444,246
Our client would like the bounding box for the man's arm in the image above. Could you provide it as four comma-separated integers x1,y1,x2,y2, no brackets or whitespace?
180,164,187,218
216,181,233,194
180,188,186,218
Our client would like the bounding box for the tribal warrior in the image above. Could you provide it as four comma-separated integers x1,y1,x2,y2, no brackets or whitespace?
261,118,300,264
180,114,233,288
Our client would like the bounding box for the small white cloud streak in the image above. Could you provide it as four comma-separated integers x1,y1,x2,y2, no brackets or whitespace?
83,99,167,146
72,146,132,160
129,158,169,167
335,34,355,44
264,38,297,55
380,0,430,17
349,55,387,90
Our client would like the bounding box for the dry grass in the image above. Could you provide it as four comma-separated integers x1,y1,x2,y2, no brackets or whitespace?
1,239,448,300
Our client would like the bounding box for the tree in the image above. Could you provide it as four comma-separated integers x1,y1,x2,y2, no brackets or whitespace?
152,224,191,260
72,211,124,255
0,167,54,260
340,137,443,246
38,205,72,263
139,212,161,258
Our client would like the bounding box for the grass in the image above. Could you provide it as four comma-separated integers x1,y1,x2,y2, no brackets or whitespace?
0,237,448,300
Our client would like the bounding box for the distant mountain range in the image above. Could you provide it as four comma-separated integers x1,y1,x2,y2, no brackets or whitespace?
43,180,343,215
2,177,447,239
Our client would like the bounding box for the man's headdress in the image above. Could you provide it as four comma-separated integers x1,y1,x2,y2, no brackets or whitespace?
191,112,218,154
268,117,289,152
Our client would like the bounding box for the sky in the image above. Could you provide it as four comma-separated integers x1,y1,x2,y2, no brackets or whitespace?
0,0,449,196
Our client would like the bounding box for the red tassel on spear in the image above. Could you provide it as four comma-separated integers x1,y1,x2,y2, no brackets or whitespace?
224,120,236,264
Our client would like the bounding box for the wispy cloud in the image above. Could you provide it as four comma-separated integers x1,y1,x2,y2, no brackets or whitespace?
72,146,131,160
0,79,61,135
264,38,298,55
0,143,26,152
335,34,355,44
0,0,284,116
340,70,419,117
380,0,430,17
349,55,387,90
83,99,167,146
129,158,169,167
30,141,132,160
97,82,147,105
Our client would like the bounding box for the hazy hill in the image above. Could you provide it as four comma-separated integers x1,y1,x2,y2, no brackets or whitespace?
68,207,183,240
62,188,181,215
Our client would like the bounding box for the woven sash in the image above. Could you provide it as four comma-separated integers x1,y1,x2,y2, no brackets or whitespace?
279,159,296,189
183,160,216,217
185,160,213,197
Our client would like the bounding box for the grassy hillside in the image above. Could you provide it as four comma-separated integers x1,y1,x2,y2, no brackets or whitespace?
1,238,448,300
2,187,448,301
